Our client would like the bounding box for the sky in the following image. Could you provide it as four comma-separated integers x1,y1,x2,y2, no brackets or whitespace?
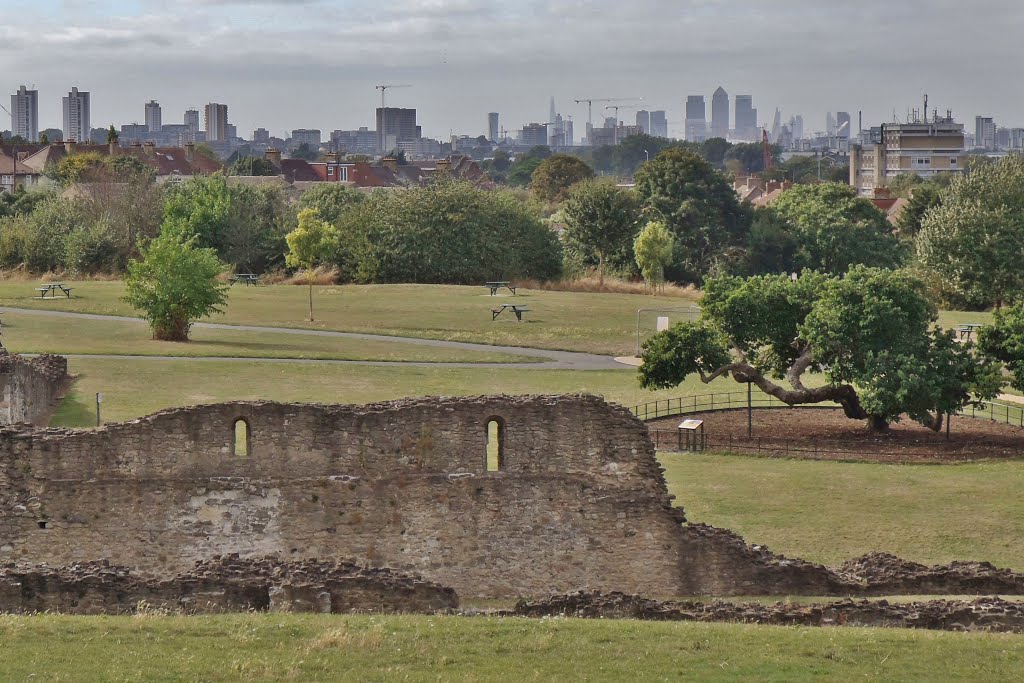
4,0,1022,141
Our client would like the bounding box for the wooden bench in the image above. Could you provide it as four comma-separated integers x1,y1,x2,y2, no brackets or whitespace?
36,283,73,299
230,274,262,286
492,304,530,321
485,281,516,296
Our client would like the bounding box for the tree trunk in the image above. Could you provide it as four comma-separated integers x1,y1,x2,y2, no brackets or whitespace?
598,254,605,287
866,415,889,433
154,314,189,342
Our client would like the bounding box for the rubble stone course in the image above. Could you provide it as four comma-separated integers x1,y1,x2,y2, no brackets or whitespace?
0,352,68,425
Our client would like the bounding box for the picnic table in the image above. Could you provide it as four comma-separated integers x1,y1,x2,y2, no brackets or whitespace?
230,273,262,286
492,303,530,322
36,282,73,299
485,281,516,296
956,323,985,340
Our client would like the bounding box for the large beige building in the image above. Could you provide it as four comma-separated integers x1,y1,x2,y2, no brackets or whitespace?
850,116,966,196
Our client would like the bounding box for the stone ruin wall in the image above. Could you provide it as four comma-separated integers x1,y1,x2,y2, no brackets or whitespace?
0,394,695,599
0,353,67,426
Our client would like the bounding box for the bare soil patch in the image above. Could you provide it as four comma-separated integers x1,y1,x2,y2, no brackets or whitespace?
647,408,1024,463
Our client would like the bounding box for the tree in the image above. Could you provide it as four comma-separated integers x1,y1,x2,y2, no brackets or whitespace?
561,179,641,284
916,155,1024,309
639,267,1001,432
633,221,674,292
297,183,365,224
725,142,781,174
38,132,48,145
228,156,280,176
700,137,731,166
286,208,339,321
979,305,1024,392
770,183,905,274
291,143,320,162
529,154,594,203
895,184,944,237
633,148,751,283
123,232,228,341
739,207,799,275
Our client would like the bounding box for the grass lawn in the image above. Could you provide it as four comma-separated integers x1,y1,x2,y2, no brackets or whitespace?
51,357,733,427
0,281,699,356
661,453,1024,570
0,613,1020,682
0,310,532,364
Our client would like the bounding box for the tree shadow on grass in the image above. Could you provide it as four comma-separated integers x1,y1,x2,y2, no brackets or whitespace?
50,381,96,428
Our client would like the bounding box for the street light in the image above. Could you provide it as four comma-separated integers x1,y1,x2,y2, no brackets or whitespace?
643,149,650,163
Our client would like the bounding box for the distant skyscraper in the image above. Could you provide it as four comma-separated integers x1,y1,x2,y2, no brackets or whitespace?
836,112,851,139
62,87,90,143
975,116,996,150
711,86,729,139
520,123,548,147
826,112,836,136
11,85,38,142
488,112,499,141
770,108,782,143
549,97,557,126
376,108,420,152
636,110,651,135
253,128,271,144
184,109,200,134
685,95,706,142
650,111,668,138
145,100,162,133
204,103,229,142
734,95,757,141
789,115,805,141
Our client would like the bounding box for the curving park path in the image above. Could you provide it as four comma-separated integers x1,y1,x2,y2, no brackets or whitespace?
0,307,629,371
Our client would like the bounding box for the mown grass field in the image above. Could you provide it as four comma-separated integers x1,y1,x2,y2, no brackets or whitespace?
0,613,1020,682
661,452,1024,570
0,310,533,363
0,280,698,356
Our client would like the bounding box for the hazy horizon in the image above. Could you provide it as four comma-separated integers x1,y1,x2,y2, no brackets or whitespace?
4,1,1019,140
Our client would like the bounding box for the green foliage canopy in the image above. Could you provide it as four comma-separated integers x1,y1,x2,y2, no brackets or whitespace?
633,220,674,290
286,208,339,321
560,179,640,282
528,154,594,203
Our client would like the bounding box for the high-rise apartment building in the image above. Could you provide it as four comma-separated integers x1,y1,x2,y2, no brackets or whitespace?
204,103,229,142
520,123,548,147
975,116,996,150
636,110,651,135
836,111,852,138
711,87,729,139
11,86,38,142
145,100,162,133
291,129,321,147
851,113,966,196
184,109,200,134
62,87,90,143
253,128,271,144
488,112,499,142
734,95,757,140
685,95,706,142
650,111,668,138
375,108,420,153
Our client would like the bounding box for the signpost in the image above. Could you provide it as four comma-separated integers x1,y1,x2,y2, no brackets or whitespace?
96,392,102,427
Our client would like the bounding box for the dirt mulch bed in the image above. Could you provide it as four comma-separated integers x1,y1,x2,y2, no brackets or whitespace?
647,408,1024,463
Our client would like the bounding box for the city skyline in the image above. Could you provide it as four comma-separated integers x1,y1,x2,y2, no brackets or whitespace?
3,1,1024,139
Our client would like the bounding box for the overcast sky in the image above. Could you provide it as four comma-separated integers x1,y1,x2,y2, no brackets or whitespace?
4,0,1021,140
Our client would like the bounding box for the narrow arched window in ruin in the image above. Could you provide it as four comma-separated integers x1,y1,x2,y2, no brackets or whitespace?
233,418,250,457
486,417,504,471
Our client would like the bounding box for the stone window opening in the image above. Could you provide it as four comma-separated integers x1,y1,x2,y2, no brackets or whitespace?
37,521,48,530
233,418,250,457
486,417,505,471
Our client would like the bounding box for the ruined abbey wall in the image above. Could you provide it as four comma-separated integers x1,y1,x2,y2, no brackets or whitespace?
0,395,691,599
0,353,67,426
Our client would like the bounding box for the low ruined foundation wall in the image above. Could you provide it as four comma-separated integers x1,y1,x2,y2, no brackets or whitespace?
0,353,67,426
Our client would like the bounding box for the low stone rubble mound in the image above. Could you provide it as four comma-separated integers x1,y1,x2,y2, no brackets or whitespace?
838,552,1024,595
0,555,458,615
510,591,1024,632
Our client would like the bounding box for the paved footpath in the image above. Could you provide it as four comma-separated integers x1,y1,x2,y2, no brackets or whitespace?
0,307,629,371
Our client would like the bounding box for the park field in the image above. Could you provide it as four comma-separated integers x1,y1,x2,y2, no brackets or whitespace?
0,613,1020,682
0,280,699,356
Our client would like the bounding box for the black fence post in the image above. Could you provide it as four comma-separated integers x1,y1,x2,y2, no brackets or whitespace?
747,382,753,438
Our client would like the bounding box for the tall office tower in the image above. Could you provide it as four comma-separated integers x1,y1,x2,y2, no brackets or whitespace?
770,109,782,142
711,86,729,139
520,123,548,147
204,103,229,142
549,97,557,126
734,95,757,140
184,109,200,134
145,100,162,132
836,111,851,138
636,110,651,135
253,127,271,144
790,115,805,141
11,85,38,141
488,112,499,141
375,107,420,153
975,116,996,150
684,95,706,142
62,87,91,143
649,110,668,138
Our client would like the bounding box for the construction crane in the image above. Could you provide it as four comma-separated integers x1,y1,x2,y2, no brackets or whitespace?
605,105,637,145
375,84,412,154
574,97,642,136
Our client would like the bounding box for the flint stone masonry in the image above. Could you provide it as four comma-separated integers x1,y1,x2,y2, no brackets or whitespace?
0,394,691,599
0,555,457,614
0,353,67,426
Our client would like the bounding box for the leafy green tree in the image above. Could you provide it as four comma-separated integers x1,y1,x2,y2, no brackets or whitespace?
490,150,511,172
916,155,1024,309
633,220,674,292
700,137,731,166
895,184,944,237
770,183,905,274
739,207,799,275
506,155,545,187
561,179,641,284
297,183,365,224
605,135,691,177
228,156,279,176
45,152,107,185
978,305,1024,392
633,148,751,283
529,154,594,203
640,267,1001,431
106,125,118,145
38,132,49,145
123,232,228,341
724,142,781,175
286,208,339,321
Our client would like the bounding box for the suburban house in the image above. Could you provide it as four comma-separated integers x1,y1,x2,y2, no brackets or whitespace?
19,140,223,186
